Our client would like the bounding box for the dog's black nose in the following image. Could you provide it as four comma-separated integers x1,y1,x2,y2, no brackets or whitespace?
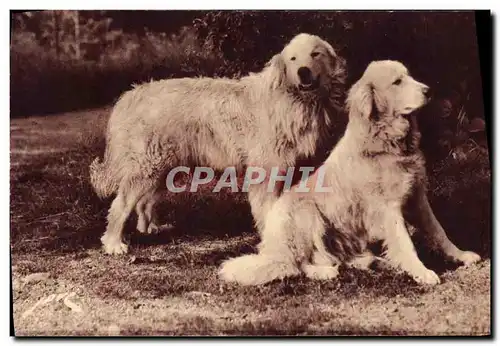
422,86,431,97
297,67,313,84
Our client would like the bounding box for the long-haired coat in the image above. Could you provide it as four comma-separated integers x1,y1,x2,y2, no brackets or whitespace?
90,33,346,254
219,60,481,286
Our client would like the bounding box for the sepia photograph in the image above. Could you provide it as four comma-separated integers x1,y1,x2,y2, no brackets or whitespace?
10,10,491,336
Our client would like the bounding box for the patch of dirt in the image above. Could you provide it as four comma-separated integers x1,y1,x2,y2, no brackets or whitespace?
12,250,490,336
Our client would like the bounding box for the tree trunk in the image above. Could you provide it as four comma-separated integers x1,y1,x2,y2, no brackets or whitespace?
53,11,60,59
74,11,80,60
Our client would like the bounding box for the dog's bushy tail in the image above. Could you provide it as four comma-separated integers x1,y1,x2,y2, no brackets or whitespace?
89,156,119,198
219,254,300,286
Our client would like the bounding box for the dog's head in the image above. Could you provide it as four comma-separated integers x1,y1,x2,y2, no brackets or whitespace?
347,60,430,119
266,33,346,97
346,60,430,152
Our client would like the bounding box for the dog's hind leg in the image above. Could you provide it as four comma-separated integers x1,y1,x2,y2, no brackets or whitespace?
135,192,151,234
144,191,174,234
300,250,340,281
378,204,441,285
346,251,392,271
301,262,340,281
136,188,175,235
347,252,376,270
407,186,481,266
220,254,301,285
101,173,160,255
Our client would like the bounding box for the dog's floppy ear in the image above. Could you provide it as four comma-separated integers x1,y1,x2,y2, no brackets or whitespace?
323,40,338,60
321,39,347,87
264,53,287,90
346,80,377,119
323,40,344,68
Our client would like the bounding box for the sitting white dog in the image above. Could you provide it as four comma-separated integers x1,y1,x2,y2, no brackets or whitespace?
219,60,480,286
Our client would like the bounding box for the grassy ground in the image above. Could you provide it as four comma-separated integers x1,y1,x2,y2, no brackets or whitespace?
10,107,491,336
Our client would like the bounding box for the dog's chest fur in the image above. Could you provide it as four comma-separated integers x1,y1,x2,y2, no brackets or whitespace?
372,153,423,204
271,98,333,165
366,114,425,202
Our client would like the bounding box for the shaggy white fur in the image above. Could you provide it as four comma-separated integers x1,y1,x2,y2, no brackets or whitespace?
219,60,481,286
90,33,346,255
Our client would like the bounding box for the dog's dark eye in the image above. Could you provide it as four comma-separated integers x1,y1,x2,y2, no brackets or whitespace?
311,52,320,58
393,78,402,85
291,57,296,61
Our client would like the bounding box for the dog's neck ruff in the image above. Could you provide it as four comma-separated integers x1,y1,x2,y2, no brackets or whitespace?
284,82,345,120
356,112,422,158
402,114,422,154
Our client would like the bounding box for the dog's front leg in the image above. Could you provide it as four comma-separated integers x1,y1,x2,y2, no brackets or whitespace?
408,185,481,266
247,182,279,234
246,162,291,234
380,205,441,285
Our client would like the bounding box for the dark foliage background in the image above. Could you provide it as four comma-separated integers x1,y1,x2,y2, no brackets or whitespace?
11,11,483,113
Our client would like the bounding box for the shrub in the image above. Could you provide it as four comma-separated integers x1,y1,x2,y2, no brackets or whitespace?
10,19,224,117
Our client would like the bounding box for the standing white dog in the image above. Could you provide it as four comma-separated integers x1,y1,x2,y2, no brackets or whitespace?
90,33,346,254
219,60,481,286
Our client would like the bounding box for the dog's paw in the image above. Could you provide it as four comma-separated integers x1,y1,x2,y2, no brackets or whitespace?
101,236,128,255
218,257,259,284
147,222,174,234
302,264,339,281
219,255,300,286
219,260,236,282
146,222,159,234
347,253,379,270
136,221,147,234
412,268,440,286
454,251,481,267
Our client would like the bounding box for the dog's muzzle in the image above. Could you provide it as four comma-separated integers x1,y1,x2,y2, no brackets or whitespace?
299,78,320,91
297,66,320,91
422,86,432,104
